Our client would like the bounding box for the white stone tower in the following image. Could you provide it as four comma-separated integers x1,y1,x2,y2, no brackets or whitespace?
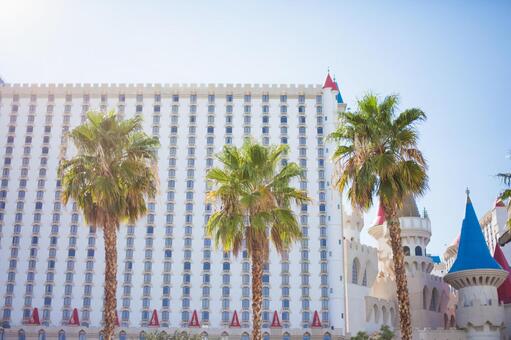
444,193,508,339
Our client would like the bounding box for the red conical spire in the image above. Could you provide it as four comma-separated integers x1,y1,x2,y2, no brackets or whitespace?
332,76,339,92
68,308,80,326
270,311,282,328
494,244,511,304
148,309,160,327
323,73,336,90
373,204,386,226
189,310,200,327
495,197,506,208
27,307,41,325
311,310,322,328
230,310,240,327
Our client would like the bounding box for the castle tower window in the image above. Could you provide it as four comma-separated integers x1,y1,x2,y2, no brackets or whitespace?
429,288,438,311
422,286,428,309
352,258,360,284
415,246,423,256
403,246,410,256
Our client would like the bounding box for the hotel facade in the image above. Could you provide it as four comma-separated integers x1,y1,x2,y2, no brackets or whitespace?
0,76,347,339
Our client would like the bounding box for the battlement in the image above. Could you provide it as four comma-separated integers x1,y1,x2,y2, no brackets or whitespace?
399,216,431,234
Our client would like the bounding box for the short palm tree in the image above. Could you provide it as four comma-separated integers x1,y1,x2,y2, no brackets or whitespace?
206,140,309,340
59,111,159,339
329,94,428,340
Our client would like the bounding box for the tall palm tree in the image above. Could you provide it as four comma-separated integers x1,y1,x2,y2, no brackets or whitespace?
329,94,428,340
206,140,309,340
59,111,159,339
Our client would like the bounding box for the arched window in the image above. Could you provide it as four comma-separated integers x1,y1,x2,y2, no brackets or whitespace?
443,313,448,329
263,333,270,340
390,307,395,326
449,315,455,328
403,246,410,256
78,330,86,340
241,333,250,340
323,333,332,340
415,246,422,256
200,332,208,340
422,286,428,309
362,268,368,286
58,330,66,340
429,288,438,311
382,306,388,324
221,332,229,340
119,331,127,340
303,333,311,340
139,331,146,340
0,329,4,340
18,330,26,340
99,332,104,340
38,330,46,340
283,333,291,340
352,258,360,284
373,305,379,323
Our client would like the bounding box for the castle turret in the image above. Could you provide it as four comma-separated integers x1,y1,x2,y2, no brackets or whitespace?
444,193,508,340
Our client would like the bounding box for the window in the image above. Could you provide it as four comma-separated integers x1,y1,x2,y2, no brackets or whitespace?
403,246,410,256
430,288,438,311
415,246,423,256
352,258,360,284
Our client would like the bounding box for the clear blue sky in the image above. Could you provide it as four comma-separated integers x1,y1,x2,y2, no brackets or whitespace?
1,0,510,255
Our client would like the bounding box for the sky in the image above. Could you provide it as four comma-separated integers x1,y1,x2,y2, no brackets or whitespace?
1,0,510,255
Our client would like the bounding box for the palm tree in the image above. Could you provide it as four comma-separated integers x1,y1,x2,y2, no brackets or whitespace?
206,140,309,340
59,111,159,339
498,155,511,228
329,94,428,340
497,154,511,246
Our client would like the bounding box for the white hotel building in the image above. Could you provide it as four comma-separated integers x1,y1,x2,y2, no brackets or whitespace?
0,75,347,339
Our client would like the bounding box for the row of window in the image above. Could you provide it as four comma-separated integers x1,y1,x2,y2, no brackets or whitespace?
8,93,319,104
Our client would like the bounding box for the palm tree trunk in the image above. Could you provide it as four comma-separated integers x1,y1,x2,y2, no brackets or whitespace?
383,206,412,340
102,223,118,340
251,248,263,340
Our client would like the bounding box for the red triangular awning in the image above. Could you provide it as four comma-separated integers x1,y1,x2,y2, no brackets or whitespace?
149,309,160,327
311,310,322,328
69,308,80,326
322,73,335,90
270,311,281,328
27,307,41,325
230,310,240,327
189,310,200,327
115,311,120,327
494,244,511,304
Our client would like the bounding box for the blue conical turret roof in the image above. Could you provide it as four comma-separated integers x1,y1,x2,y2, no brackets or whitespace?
448,194,502,273
334,80,344,104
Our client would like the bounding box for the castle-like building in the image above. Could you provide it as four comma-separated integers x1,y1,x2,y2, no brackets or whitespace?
344,192,511,340
0,75,510,339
